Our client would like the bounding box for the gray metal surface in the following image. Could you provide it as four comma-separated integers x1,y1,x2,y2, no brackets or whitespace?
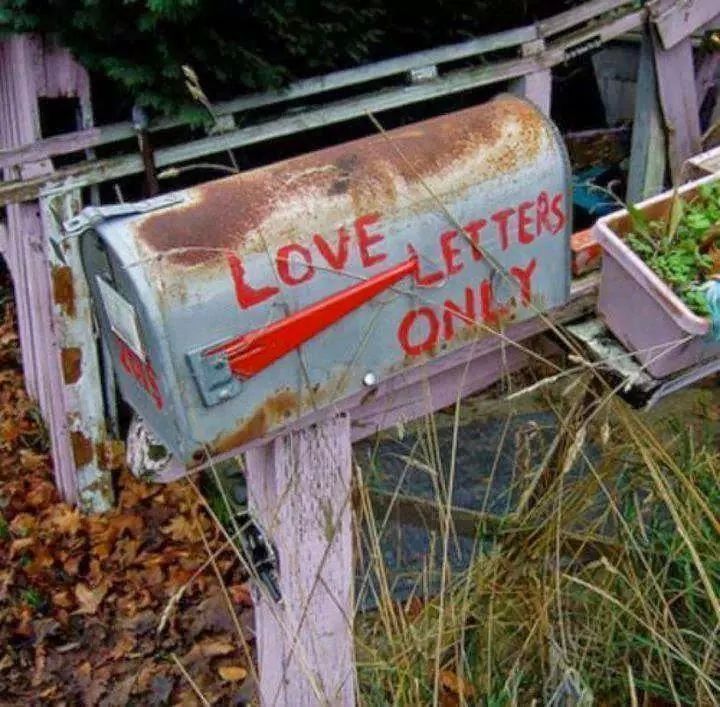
80,94,572,464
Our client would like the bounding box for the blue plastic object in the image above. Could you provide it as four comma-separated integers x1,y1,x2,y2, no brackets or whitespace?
573,166,617,217
702,277,720,341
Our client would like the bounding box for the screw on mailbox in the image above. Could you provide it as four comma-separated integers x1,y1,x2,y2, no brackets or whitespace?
363,372,378,387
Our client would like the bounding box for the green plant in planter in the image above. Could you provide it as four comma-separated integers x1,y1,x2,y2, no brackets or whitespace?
625,182,720,317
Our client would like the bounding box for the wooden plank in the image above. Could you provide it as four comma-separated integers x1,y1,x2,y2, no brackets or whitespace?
649,0,720,49
591,44,639,126
245,414,355,706
626,30,667,203
653,34,702,184
0,126,103,171
0,25,537,171
539,0,638,37
682,144,720,181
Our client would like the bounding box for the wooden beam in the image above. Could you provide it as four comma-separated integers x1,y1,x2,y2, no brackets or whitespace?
627,29,667,202
538,0,638,38
653,33,702,184
40,187,114,511
649,0,720,49
245,414,355,706
0,25,537,172
681,144,720,181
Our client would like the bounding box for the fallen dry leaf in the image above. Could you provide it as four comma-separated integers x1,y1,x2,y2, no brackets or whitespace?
183,635,236,664
161,516,198,543
74,581,109,615
47,506,82,535
218,665,247,682
440,670,476,698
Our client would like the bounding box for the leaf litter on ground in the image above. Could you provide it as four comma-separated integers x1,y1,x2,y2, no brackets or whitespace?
0,276,253,705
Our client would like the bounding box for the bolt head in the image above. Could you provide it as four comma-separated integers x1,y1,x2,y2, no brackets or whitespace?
363,372,378,387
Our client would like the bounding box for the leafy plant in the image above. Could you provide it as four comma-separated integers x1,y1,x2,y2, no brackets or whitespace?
625,183,720,316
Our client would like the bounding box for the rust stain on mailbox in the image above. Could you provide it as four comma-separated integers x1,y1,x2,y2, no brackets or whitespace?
134,97,543,267
80,94,572,465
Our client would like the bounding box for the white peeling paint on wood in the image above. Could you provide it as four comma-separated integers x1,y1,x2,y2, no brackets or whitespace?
40,186,114,512
245,414,355,706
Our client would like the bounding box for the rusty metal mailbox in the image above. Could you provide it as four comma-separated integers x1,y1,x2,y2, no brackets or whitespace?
74,94,571,465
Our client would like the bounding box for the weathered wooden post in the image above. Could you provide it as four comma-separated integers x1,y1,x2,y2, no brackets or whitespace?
647,0,720,183
246,415,355,704
0,36,112,509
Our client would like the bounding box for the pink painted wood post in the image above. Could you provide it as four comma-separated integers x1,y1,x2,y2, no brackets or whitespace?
0,35,111,510
510,40,551,115
245,414,355,706
652,30,702,183
0,36,49,403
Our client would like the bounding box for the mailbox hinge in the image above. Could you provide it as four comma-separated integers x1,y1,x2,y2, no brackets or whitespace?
63,193,185,236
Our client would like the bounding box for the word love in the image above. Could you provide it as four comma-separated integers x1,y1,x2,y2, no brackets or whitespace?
226,191,566,310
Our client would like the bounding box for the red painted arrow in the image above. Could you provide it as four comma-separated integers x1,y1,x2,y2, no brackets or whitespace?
207,256,416,379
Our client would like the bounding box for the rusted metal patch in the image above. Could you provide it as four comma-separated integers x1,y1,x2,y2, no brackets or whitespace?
60,346,82,384
95,439,125,471
51,265,76,318
70,430,94,467
209,389,300,456
133,96,546,269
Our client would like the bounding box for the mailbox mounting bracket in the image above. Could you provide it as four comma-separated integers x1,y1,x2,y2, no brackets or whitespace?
186,347,242,407
63,193,185,236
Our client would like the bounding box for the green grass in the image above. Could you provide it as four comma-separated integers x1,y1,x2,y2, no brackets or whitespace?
353,377,720,705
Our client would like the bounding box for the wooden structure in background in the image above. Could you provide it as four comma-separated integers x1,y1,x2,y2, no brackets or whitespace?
1,2,720,704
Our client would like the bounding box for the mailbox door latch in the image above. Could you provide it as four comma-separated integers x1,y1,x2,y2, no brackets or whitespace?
186,348,243,407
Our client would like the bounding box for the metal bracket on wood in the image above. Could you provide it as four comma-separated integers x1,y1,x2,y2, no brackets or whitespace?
63,193,184,236
406,65,438,84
